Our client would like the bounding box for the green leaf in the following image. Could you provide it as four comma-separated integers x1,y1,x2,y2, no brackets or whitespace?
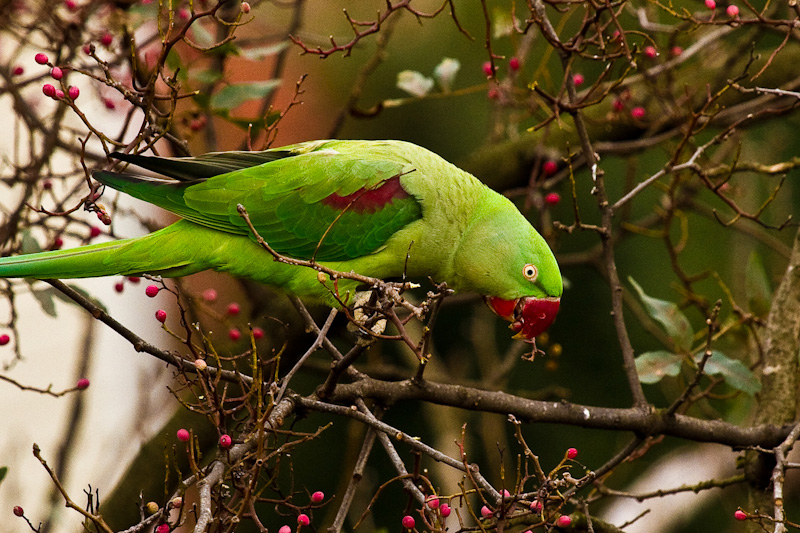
20,230,42,254
396,70,434,98
51,284,108,314
191,69,223,85
746,251,772,317
189,21,215,48
31,288,57,317
697,350,761,395
210,80,281,112
635,350,683,384
0,466,7,485
240,42,289,60
629,277,693,351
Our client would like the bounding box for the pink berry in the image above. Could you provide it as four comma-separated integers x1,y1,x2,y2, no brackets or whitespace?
612,99,624,112
83,44,93,55
103,98,116,110
482,61,494,76
42,84,56,97
114,282,125,293
556,515,571,527
426,496,439,509
252,327,264,340
530,500,543,513
12,66,23,76
145,284,159,297
572,73,584,86
229,328,241,341
502,489,511,498
54,89,65,100
644,45,657,59
734,510,747,521
631,106,646,119
202,288,217,302
311,490,324,503
68,86,80,100
279,527,291,533
545,192,561,205
76,378,90,390
155,524,169,533
401,515,415,529
543,160,558,176
567,447,578,459
440,503,451,517
241,1,250,13
726,4,739,16
227,302,240,315
13,506,23,517
0,334,9,346
35,53,49,65
155,309,167,323
487,88,500,100
65,0,78,10
671,46,683,56
509,57,520,71
480,505,492,518
89,225,101,238
705,0,716,8
50,67,63,80
297,513,310,526
177,7,189,19
219,434,232,448
128,276,141,283
100,33,113,47
176,428,190,442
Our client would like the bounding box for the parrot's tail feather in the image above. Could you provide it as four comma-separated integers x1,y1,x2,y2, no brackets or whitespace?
0,239,142,279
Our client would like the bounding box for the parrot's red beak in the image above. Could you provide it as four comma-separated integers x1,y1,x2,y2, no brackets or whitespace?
485,296,560,339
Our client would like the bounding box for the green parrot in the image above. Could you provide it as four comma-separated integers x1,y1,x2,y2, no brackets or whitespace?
0,140,562,338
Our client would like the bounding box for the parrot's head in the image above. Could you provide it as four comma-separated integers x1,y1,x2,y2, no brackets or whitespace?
451,194,562,340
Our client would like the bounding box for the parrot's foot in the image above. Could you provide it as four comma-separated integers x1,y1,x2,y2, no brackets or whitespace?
347,290,387,341
521,338,545,362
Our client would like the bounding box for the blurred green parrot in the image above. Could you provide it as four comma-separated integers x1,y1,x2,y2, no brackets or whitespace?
0,140,562,338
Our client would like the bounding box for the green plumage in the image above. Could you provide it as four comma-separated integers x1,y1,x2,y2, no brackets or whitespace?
0,140,562,310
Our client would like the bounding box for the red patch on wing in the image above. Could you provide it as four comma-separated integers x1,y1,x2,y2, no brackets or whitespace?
321,176,409,213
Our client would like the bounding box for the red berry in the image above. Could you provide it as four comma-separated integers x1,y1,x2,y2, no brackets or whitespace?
543,160,558,176
572,73,584,86
103,98,116,110
311,490,324,503
567,447,578,459
482,61,494,76
530,500,543,513
89,225,101,238
480,505,492,518
297,513,310,526
509,57,520,71
13,506,23,517
705,0,716,8
68,86,80,100
426,496,439,509
145,284,159,297
0,334,10,346
545,192,561,205
440,503,451,517
229,328,241,342
83,44,93,55
114,282,125,293
65,0,78,10
227,302,240,315
201,288,217,302
252,327,264,340
219,434,232,448
76,378,90,390
50,67,63,80
100,33,113,47
155,309,167,323
556,515,571,527
12,66,24,76
176,428,190,442
128,276,141,283
155,524,169,533
734,510,747,521
644,46,657,59
631,106,646,119
401,515,415,529
35,53,49,65
726,4,739,16
42,84,56,97
53,237,63,249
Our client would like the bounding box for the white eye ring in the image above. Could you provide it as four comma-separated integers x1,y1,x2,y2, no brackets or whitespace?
523,264,538,282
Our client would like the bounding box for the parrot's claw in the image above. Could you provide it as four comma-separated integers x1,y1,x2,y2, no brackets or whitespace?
347,290,387,340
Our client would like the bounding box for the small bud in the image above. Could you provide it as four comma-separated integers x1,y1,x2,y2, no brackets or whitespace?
202,288,217,302
12,66,24,76
241,1,250,13
482,61,494,76
556,515,571,527
311,490,325,503
252,327,264,340
155,524,170,533
643,45,657,59
35,53,49,65
170,497,183,508
155,309,167,323
567,447,578,459
631,106,646,119
145,501,159,515
219,434,232,448
114,282,125,293
401,515,415,529
542,160,558,176
509,57,520,71
42,84,57,97
0,334,10,346
297,513,310,526
734,510,747,521
227,302,240,315
726,4,739,16
13,506,23,517
100,33,113,47
50,66,63,80
76,378,90,390
426,496,439,509
481,505,492,518
54,89,65,100
705,0,716,8
316,271,327,283
145,284,159,297
572,73,584,86
545,192,561,205
68,86,80,100
176,428,190,442
228,328,241,341
440,503,451,517
278,527,291,533
194,359,207,371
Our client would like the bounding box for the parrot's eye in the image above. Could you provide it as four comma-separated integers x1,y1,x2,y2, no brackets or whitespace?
523,263,538,282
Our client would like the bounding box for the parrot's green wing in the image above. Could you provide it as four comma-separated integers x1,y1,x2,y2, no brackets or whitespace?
94,147,423,262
